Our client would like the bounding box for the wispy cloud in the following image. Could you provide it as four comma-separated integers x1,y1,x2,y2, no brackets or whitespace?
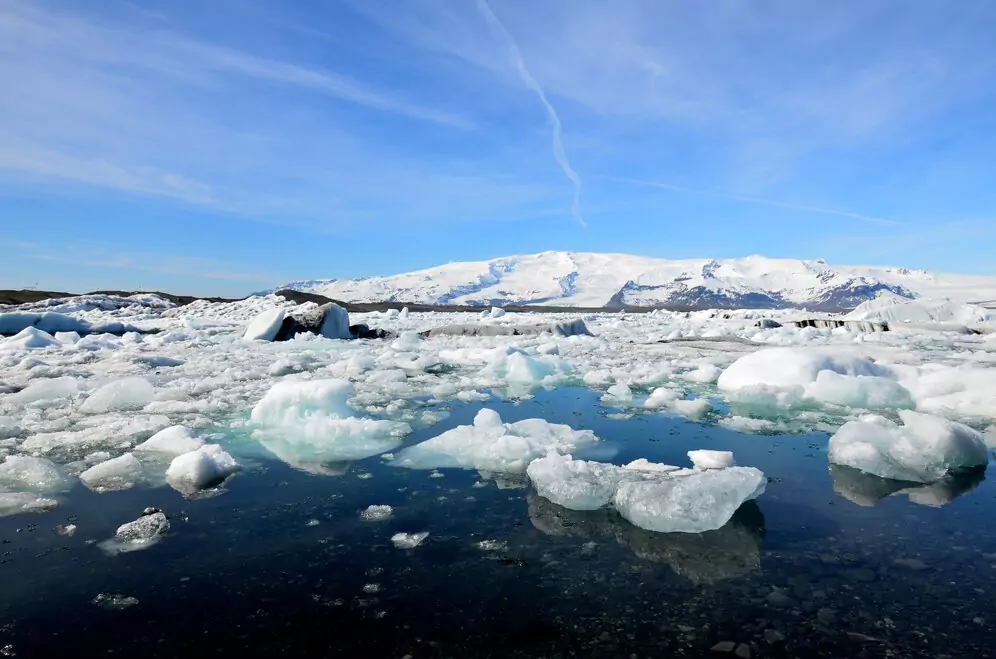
474,0,584,228
608,177,902,227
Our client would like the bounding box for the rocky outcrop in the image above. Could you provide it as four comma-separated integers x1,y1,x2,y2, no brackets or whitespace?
272,303,352,341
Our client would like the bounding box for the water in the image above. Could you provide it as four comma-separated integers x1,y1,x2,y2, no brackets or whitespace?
2,388,995,657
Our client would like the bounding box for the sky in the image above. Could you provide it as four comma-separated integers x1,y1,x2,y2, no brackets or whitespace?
2,0,996,296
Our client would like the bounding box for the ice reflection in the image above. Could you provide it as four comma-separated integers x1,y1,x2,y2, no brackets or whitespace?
829,464,985,508
527,492,765,584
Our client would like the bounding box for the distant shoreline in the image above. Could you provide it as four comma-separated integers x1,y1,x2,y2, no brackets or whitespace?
0,288,859,314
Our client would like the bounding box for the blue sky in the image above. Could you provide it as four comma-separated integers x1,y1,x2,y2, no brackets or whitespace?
2,0,995,296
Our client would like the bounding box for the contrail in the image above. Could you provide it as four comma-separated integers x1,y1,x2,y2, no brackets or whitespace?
609,177,901,227
475,0,585,228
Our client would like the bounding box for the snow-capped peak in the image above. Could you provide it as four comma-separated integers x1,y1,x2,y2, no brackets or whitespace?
265,252,996,310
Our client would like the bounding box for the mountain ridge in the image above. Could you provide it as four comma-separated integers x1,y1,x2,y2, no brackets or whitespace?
264,251,996,310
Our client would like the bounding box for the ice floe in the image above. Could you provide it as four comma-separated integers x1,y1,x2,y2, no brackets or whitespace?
527,450,765,533
251,379,411,469
80,453,143,492
165,444,241,493
827,410,988,483
134,425,204,455
393,409,597,473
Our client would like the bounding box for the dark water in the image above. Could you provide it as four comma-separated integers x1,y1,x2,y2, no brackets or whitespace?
2,388,995,658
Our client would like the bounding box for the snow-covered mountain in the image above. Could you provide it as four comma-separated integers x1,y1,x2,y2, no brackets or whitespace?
268,252,996,310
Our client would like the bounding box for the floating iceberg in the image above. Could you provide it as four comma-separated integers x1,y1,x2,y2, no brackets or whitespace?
165,445,241,493
0,492,58,517
393,409,597,473
391,531,429,549
252,379,411,469
614,466,766,534
827,410,988,483
0,455,67,493
79,453,143,492
100,510,170,554
527,451,764,533
134,425,204,455
717,347,913,411
526,453,634,510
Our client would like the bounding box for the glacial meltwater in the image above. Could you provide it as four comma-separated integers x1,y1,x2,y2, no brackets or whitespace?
2,387,993,658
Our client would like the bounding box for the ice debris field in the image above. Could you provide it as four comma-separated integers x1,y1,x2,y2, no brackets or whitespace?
1,291,995,534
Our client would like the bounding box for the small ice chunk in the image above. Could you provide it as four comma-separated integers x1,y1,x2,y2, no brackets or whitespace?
55,331,82,344
623,458,680,473
687,450,735,470
681,364,721,384
0,416,19,439
489,307,506,318
828,410,988,483
101,511,170,554
390,331,421,352
165,445,241,492
360,505,393,521
526,453,632,511
671,398,712,419
134,426,204,455
643,387,679,409
394,409,597,473
391,531,429,549
243,308,285,341
0,455,66,492
602,383,633,402
0,492,58,517
614,467,766,533
92,593,139,610
80,377,155,414
79,453,143,492
476,539,508,551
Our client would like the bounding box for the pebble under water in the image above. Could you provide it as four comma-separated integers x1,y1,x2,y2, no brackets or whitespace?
2,388,995,658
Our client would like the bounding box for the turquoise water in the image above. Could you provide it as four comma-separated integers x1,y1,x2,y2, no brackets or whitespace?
1,388,993,657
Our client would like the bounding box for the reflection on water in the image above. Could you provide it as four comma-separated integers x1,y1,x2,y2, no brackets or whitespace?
527,492,765,585
829,463,986,508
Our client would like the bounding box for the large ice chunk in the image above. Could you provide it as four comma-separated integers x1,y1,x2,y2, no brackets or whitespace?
165,444,241,492
0,455,67,493
1,327,61,350
687,450,734,470
251,379,411,468
718,348,891,392
79,377,155,414
100,511,170,554
526,453,633,510
134,425,204,455
827,410,988,483
0,492,58,517
79,453,143,491
614,467,766,533
394,409,597,473
243,308,285,341
717,347,912,411
7,376,86,406
479,348,573,387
